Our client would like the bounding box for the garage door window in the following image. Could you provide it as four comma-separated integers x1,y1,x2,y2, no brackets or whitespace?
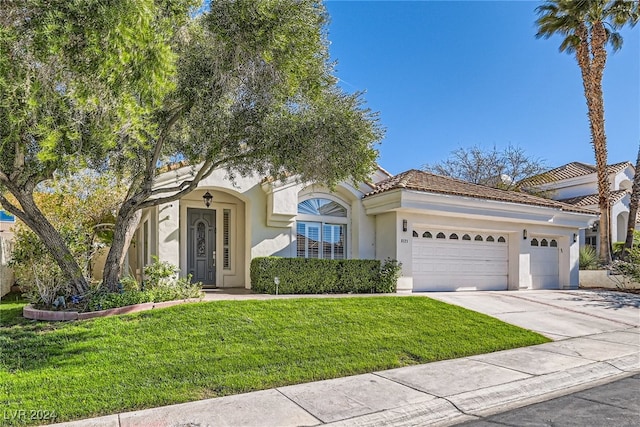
413,231,507,243
532,238,558,248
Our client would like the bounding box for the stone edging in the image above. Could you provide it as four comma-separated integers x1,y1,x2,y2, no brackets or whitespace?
22,298,202,321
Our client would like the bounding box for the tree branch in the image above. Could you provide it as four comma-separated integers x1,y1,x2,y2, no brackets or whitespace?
0,193,27,223
144,104,186,190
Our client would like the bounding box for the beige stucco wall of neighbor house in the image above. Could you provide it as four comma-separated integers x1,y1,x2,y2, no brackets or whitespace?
580,270,640,290
0,233,15,297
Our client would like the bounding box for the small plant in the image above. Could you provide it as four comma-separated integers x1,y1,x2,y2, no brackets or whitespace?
143,256,179,290
579,246,600,270
119,276,140,292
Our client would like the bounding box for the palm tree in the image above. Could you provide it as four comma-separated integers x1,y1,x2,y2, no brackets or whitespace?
535,0,639,263
624,143,640,254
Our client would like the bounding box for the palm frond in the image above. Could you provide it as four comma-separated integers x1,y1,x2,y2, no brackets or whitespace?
607,30,624,51
559,34,581,53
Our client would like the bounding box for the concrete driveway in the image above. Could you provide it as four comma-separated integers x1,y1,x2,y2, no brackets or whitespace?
426,289,640,341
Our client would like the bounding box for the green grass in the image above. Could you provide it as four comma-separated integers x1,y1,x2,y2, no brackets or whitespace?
0,294,549,425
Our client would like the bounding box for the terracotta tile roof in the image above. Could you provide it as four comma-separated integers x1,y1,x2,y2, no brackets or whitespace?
607,161,633,175
520,161,633,187
365,169,598,215
156,160,190,174
557,190,628,207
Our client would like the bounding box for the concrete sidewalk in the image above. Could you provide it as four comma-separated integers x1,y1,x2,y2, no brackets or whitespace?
53,290,640,427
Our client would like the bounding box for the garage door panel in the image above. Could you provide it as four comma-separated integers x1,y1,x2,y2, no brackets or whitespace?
412,231,508,292
530,237,560,289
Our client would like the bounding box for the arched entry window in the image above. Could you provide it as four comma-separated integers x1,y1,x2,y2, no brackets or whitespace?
297,198,348,260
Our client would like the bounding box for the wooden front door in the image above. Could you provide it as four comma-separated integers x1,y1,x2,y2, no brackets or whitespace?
187,209,216,287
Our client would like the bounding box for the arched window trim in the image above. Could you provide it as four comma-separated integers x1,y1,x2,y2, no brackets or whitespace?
297,194,350,225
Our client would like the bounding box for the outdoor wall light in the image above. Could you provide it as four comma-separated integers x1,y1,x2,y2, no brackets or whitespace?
591,221,599,232
523,229,527,240
202,191,213,208
573,233,577,243
402,219,408,232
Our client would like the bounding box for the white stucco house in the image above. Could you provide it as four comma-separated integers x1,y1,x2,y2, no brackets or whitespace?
520,161,637,253
126,164,597,293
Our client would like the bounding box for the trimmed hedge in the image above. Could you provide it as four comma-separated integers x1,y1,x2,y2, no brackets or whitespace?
250,257,399,294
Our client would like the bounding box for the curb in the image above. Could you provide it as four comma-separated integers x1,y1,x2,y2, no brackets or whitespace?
325,360,639,426
22,298,202,322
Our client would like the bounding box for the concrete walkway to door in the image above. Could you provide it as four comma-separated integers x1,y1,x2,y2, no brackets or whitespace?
52,289,639,427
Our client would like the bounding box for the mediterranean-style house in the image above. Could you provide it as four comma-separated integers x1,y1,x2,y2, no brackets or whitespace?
122,164,597,293
520,161,637,253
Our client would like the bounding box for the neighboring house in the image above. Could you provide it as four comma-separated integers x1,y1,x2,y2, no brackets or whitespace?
0,210,16,297
126,164,596,292
520,161,637,253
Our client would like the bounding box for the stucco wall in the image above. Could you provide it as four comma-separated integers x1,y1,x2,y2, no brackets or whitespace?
552,182,598,199
580,270,640,289
0,234,15,297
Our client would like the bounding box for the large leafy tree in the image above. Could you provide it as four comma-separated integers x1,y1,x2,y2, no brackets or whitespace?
423,144,546,191
0,0,382,293
0,0,188,294
535,0,639,263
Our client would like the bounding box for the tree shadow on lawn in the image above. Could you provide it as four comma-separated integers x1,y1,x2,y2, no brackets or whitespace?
0,320,106,373
561,290,640,311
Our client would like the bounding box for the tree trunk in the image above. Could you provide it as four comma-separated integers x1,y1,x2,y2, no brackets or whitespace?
102,208,142,291
586,21,612,264
624,143,640,253
11,190,89,294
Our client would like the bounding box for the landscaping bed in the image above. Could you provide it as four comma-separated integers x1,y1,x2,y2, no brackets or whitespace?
1,295,549,425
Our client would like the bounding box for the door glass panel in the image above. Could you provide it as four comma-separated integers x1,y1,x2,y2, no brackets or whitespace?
197,222,206,257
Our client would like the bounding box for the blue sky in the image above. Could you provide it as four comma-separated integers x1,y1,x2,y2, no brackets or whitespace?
325,0,639,175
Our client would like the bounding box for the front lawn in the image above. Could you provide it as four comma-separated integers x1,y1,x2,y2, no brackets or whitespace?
1,295,549,425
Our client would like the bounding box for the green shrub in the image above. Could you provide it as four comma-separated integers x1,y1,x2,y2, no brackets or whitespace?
610,231,640,284
379,258,402,293
579,246,600,270
86,277,203,312
119,275,140,292
84,259,203,312
250,257,399,294
142,256,179,290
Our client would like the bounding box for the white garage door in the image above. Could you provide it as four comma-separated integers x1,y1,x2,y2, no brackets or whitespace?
530,237,560,289
412,230,509,292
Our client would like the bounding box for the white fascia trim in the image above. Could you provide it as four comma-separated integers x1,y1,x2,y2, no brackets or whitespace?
363,189,598,228
531,173,596,191
153,162,202,189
